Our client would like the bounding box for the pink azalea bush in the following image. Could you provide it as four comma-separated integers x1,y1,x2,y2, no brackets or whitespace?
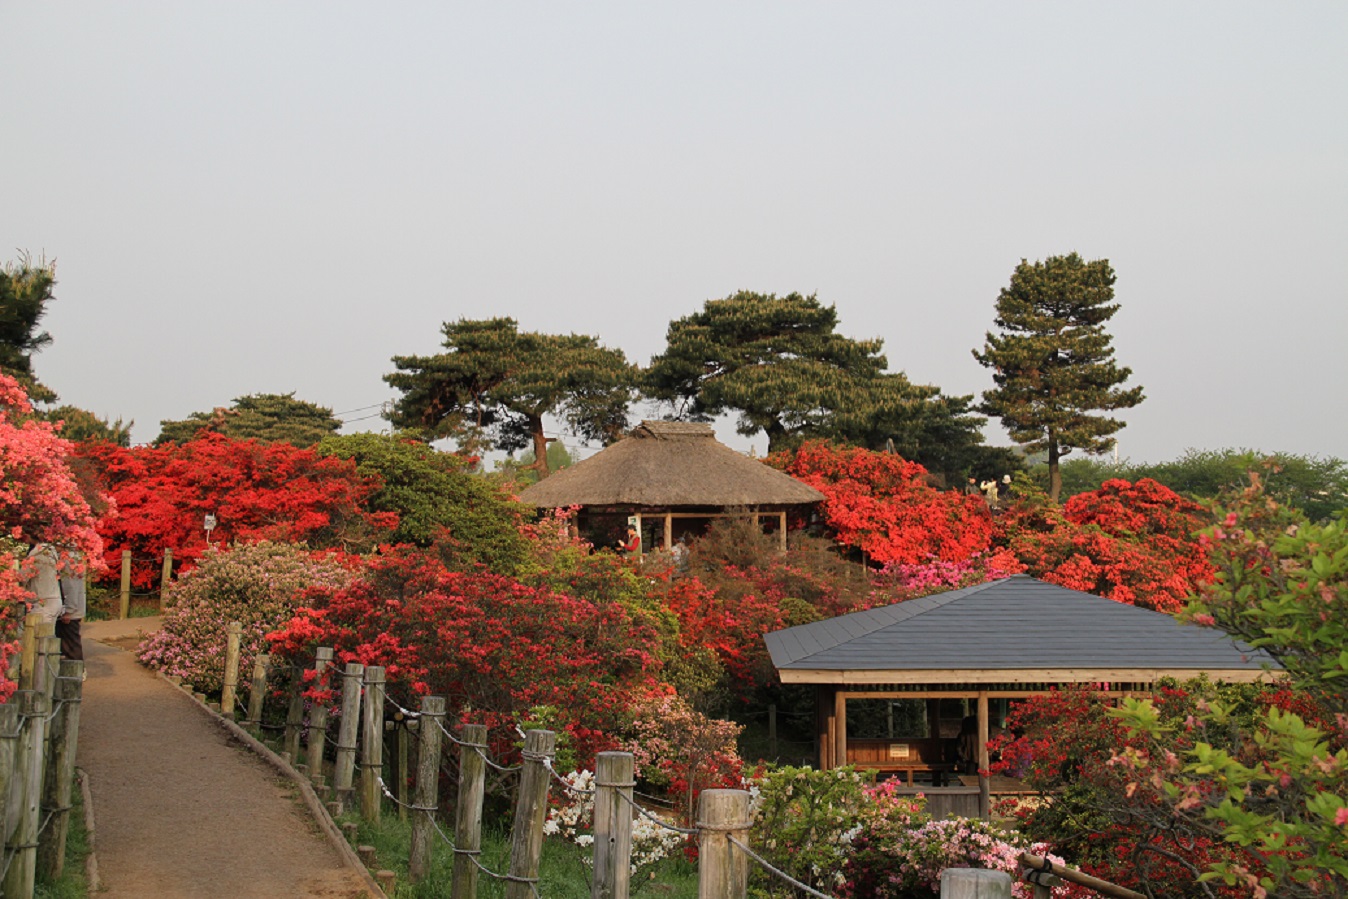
137,540,354,693
843,812,1070,898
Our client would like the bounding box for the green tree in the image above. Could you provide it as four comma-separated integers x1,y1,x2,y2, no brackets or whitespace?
384,318,634,478
974,253,1144,502
646,291,1002,477
155,392,342,446
0,255,58,403
42,405,133,446
316,432,531,573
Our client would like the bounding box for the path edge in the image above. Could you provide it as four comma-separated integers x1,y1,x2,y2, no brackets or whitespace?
159,672,388,899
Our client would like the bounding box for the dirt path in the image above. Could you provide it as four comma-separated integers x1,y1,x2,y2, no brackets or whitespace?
77,618,376,898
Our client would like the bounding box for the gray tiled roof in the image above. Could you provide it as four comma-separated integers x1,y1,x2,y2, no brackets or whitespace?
765,575,1275,673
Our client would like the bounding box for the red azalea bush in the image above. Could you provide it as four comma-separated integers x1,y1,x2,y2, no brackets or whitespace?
77,434,397,589
267,546,667,765
0,373,106,699
990,684,1281,896
997,478,1213,612
769,442,996,565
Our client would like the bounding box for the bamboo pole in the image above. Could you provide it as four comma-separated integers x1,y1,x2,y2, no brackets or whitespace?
451,723,487,899
696,789,750,899
1019,854,1145,899
333,662,364,806
246,654,270,730
305,647,334,775
408,696,445,882
504,729,556,899
119,550,131,619
38,659,84,880
221,621,242,718
592,751,634,899
3,690,49,898
360,667,386,823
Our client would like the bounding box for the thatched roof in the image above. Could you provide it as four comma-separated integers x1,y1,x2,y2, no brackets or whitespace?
518,421,826,508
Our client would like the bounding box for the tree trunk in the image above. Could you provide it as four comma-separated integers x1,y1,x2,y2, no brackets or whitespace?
1048,436,1062,503
527,414,551,479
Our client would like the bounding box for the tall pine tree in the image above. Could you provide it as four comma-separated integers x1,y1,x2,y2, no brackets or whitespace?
973,253,1144,502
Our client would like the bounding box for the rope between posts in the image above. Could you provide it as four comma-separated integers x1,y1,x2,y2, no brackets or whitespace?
542,757,596,795
422,808,540,899
429,716,522,773
376,776,439,812
616,790,698,835
727,835,839,899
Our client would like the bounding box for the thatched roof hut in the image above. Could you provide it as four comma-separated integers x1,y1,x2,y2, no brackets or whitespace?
518,420,824,551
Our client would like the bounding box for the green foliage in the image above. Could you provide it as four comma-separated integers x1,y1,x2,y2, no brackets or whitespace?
1036,449,1348,522
0,255,58,403
42,404,133,445
385,317,634,476
645,291,997,477
496,440,574,486
974,253,1144,501
317,432,531,573
155,392,342,446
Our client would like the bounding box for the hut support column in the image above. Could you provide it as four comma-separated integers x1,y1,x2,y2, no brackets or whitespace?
816,687,834,768
634,512,643,559
778,511,787,553
977,691,990,818
834,689,847,770
664,513,672,551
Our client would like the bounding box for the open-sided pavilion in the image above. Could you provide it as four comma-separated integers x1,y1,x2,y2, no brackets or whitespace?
765,574,1278,816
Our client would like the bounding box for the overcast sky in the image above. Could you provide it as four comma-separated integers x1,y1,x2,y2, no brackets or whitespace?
4,2,1345,463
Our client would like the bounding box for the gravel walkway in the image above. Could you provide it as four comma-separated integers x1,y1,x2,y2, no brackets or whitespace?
76,618,376,898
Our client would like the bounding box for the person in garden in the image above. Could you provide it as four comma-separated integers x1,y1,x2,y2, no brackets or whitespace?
57,550,86,661
618,524,641,556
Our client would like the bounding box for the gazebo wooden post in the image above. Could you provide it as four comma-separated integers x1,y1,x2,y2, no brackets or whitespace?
634,512,643,559
834,689,847,769
816,686,834,768
778,510,787,553
977,691,990,818
664,512,672,550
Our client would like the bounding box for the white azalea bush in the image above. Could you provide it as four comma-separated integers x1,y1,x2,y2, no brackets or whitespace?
544,769,686,875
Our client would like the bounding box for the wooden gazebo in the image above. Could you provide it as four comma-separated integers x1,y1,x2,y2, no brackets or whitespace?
517,421,824,553
764,574,1278,816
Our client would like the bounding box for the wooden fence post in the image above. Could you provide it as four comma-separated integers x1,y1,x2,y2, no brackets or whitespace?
696,789,750,899
397,719,411,822
360,666,386,823
119,549,132,620
3,691,50,898
38,659,84,880
221,621,242,718
0,702,22,849
504,729,556,899
284,665,305,765
941,868,1012,898
592,751,635,899
37,634,61,705
305,647,334,776
160,548,174,601
246,654,270,730
451,723,487,899
408,695,446,883
18,614,45,692
333,662,364,807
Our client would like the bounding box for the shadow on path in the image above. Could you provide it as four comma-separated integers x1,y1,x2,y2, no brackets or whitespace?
77,618,374,899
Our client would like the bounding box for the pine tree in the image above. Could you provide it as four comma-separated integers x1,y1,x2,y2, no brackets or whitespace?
973,253,1144,502
0,256,58,403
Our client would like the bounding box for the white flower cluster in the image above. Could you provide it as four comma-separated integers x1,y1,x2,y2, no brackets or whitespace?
544,769,684,875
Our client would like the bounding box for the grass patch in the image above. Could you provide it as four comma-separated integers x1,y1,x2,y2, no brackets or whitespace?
33,776,91,899
339,806,698,898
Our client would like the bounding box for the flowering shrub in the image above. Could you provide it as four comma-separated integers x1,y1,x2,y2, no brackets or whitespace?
769,442,996,565
0,373,106,700
136,541,355,693
267,546,666,765
77,434,396,589
842,815,1068,898
543,769,685,876
749,765,927,896
870,552,1022,604
622,694,744,824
